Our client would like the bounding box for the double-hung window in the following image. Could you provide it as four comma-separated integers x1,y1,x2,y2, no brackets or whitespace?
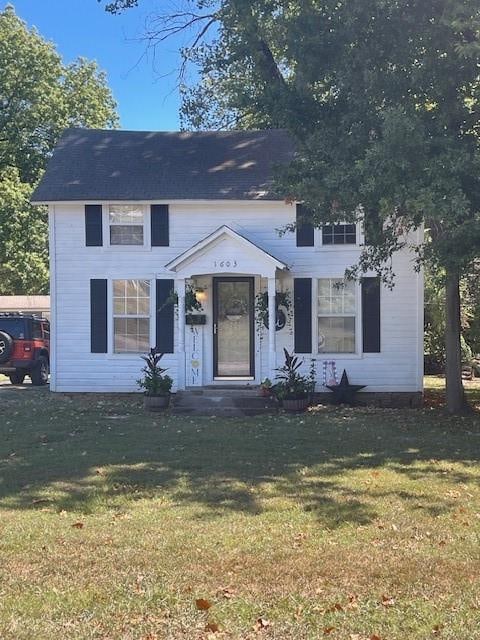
317,278,356,353
109,205,144,245
322,224,357,245
113,279,150,353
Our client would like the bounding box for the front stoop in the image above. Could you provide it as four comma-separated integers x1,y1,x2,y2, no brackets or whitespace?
172,387,278,417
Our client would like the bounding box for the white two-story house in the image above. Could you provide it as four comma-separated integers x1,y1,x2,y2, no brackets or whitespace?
32,128,423,405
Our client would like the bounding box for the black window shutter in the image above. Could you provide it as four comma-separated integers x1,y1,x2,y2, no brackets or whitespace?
156,279,174,353
85,205,103,246
151,204,169,246
90,279,107,353
296,204,315,247
362,277,381,353
294,278,312,353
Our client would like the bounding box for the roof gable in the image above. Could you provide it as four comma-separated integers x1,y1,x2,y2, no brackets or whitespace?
165,225,288,278
31,128,295,203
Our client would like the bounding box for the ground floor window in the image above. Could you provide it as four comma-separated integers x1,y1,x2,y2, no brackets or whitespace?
113,279,150,353
317,278,356,353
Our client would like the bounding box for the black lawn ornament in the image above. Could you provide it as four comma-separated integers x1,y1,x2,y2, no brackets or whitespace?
326,370,366,405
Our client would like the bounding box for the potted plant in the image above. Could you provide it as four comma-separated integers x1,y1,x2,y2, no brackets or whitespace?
259,377,273,397
137,348,173,411
274,348,311,412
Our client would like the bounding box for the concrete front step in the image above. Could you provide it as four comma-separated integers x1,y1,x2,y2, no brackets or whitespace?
172,388,278,417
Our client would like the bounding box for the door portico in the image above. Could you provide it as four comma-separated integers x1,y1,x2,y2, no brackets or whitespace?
164,225,288,389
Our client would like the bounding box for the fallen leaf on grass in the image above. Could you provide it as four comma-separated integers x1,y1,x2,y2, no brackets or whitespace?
205,622,220,633
135,574,145,593
370,635,382,640
253,618,271,631
219,587,235,599
71,522,84,529
381,595,395,607
432,624,444,635
323,627,335,635
196,598,212,610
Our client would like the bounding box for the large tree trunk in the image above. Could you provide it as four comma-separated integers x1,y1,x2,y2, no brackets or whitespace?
444,266,467,414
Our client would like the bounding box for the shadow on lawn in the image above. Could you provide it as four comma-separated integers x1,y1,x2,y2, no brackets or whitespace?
1,390,479,526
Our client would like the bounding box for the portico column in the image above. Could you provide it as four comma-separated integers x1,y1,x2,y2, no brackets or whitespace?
176,278,186,390
267,276,276,379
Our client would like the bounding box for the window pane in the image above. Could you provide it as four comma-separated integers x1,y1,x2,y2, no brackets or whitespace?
114,317,127,336
137,296,150,315
109,205,144,224
125,280,138,297
113,280,125,297
126,297,138,314
110,225,143,245
318,279,356,314
318,316,355,353
113,297,126,314
114,318,150,353
322,226,334,244
113,280,150,317
318,278,331,313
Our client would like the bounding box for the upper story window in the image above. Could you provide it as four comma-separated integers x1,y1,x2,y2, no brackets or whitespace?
113,279,150,353
322,224,357,245
317,278,356,353
109,205,144,246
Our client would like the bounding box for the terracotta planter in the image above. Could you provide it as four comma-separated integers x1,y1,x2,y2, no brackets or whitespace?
282,396,310,413
260,387,272,397
144,393,170,411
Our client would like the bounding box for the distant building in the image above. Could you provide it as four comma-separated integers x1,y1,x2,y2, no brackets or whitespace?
0,296,50,319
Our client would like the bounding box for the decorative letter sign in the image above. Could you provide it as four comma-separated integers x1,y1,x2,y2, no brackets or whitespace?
186,326,203,386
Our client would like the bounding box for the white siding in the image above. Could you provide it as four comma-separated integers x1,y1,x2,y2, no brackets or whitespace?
50,201,423,393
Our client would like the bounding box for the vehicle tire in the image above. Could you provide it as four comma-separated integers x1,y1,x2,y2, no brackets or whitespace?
30,356,49,386
0,331,13,364
9,371,26,385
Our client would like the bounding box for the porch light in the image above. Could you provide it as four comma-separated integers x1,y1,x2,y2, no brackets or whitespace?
195,288,207,303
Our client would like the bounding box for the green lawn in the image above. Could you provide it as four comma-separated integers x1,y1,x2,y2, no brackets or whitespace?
0,380,479,639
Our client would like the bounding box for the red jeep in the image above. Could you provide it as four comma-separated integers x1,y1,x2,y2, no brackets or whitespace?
0,313,50,385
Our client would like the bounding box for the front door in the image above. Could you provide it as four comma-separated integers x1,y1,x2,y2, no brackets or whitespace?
213,277,254,379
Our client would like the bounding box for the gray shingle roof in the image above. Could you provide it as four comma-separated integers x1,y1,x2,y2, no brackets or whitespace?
31,128,295,203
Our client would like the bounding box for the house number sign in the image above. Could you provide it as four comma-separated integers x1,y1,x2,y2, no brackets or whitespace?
213,259,238,268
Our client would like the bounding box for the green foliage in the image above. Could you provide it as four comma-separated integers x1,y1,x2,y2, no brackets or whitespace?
0,6,118,294
101,0,480,279
425,265,480,368
274,348,312,401
99,0,480,410
0,168,49,294
137,349,173,396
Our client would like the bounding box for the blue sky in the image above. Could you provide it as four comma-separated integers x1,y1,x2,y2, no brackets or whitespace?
6,0,186,130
